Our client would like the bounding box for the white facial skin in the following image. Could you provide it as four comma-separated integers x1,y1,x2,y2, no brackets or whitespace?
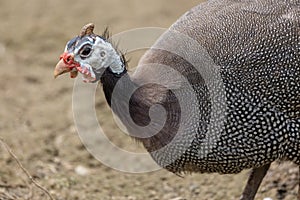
71,37,125,82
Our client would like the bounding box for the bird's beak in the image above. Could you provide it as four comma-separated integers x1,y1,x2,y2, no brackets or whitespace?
54,53,79,79
54,59,71,78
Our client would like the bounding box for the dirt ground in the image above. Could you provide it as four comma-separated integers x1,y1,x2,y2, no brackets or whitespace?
0,0,299,199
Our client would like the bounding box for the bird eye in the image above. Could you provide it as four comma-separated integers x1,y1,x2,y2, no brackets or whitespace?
80,45,92,59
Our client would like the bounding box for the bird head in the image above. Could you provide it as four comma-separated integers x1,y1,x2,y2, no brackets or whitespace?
54,23,125,82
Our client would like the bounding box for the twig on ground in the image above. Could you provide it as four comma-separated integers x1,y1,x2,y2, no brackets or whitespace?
0,138,55,200
0,189,15,200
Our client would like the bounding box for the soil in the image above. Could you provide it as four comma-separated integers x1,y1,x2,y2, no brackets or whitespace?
0,0,298,199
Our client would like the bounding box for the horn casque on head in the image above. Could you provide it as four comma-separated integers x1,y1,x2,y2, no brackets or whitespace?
80,23,95,37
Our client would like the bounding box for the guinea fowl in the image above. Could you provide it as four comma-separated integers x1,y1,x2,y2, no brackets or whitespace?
54,0,300,199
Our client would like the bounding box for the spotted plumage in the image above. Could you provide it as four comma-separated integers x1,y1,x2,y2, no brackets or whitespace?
134,0,300,175
54,0,300,199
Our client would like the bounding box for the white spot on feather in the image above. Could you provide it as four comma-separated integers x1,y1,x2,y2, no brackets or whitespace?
281,12,294,20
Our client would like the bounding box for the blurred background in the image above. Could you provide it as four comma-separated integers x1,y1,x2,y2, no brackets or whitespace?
0,0,298,199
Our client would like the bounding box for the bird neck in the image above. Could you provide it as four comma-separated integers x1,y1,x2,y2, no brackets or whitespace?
100,67,132,107
100,67,146,138
100,67,181,153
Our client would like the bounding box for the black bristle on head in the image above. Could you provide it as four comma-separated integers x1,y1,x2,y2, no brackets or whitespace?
120,53,128,70
101,26,128,70
101,27,110,40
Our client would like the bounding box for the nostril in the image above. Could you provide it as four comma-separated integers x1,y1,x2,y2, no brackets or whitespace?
59,52,79,69
60,52,74,64
65,54,73,64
